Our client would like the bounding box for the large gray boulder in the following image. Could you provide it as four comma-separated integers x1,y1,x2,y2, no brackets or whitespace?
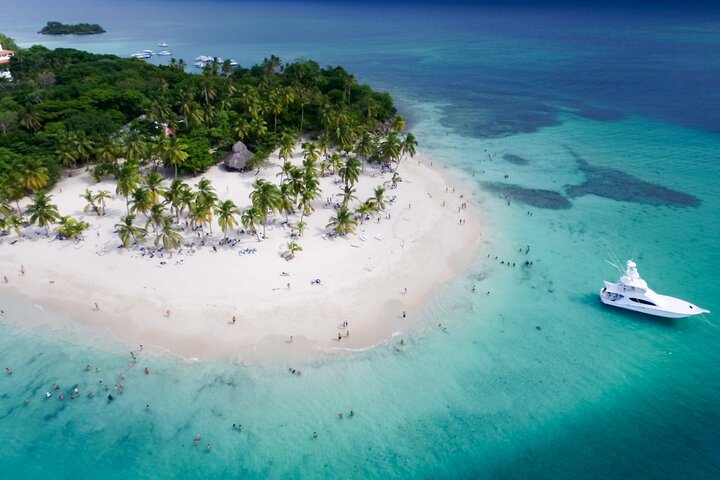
224,141,253,171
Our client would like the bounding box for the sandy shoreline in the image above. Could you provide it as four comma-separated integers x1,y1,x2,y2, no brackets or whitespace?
0,150,482,361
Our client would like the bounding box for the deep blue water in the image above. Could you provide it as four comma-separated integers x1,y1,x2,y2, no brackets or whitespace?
1,1,719,478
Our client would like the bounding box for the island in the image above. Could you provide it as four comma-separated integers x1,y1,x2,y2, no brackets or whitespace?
0,41,481,360
39,21,105,35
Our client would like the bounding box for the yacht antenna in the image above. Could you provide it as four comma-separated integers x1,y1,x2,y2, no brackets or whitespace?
605,258,622,273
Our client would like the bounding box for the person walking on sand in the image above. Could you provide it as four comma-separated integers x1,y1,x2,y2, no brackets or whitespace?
402,310,406,318
93,302,99,311
232,316,236,324
20,265,25,276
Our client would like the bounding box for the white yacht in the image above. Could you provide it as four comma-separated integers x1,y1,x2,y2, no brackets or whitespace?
158,42,168,47
600,260,709,318
157,50,172,56
131,52,151,59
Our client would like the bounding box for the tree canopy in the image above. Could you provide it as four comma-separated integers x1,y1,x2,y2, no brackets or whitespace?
0,39,398,200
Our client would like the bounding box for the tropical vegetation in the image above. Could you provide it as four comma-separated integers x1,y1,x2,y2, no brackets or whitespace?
0,34,419,252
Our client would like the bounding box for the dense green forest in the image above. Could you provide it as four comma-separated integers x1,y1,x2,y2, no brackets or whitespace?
0,40,403,208
39,21,106,35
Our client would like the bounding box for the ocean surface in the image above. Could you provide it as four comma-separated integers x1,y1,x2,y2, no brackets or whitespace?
2,1,720,478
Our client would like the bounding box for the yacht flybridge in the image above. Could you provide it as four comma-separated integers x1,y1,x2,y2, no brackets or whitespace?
600,260,709,318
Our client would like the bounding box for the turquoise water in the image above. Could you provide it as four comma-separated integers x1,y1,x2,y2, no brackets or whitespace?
2,1,720,478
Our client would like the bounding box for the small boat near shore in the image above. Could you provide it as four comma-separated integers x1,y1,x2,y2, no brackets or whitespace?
600,260,709,318
131,52,151,59
157,50,172,56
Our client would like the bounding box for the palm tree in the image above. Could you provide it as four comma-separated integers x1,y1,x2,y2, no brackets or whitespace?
293,220,307,237
355,199,377,224
391,115,406,133
355,132,377,162
144,171,166,204
268,87,285,133
195,178,218,207
317,133,330,156
282,241,302,260
249,179,281,238
287,166,305,201
380,131,402,170
19,159,49,192
179,186,195,221
241,205,262,241
94,190,112,216
215,199,241,238
56,145,79,168
146,202,167,234
25,191,60,235
0,173,26,214
19,107,42,132
302,141,319,164
130,187,153,217
115,214,146,248
250,117,268,140
164,179,190,221
155,216,184,252
279,131,296,161
234,118,251,142
80,189,99,215
341,185,357,209
278,182,295,222
178,92,203,128
396,133,418,172
277,161,295,183
373,186,387,211
55,216,90,240
165,137,190,179
328,152,342,176
192,197,215,234
340,157,362,187
6,215,25,237
71,133,95,170
116,162,141,214
327,207,357,235
343,74,357,105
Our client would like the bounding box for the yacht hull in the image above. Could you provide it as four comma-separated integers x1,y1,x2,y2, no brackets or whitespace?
599,288,708,318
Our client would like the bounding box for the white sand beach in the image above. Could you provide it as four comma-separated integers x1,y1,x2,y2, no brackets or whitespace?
0,150,482,361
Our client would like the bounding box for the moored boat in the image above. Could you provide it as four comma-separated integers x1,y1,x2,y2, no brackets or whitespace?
600,260,709,318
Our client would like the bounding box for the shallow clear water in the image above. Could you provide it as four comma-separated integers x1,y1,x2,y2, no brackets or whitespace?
2,1,720,478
